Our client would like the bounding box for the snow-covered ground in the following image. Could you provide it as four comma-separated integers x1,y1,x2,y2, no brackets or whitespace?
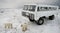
0,9,60,33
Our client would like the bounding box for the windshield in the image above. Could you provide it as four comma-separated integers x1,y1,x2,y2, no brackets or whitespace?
23,5,36,12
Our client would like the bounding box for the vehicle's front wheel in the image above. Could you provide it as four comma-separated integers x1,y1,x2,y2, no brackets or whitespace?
36,18,44,25
49,15,55,20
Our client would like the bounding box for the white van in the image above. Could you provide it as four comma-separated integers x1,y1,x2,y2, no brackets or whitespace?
22,4,59,25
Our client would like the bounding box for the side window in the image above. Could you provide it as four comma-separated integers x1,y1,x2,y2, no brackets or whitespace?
37,7,39,11
49,7,57,10
37,7,57,11
41,7,48,11
37,7,48,11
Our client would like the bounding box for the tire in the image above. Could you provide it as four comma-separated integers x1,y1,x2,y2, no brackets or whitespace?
49,15,55,20
36,18,44,25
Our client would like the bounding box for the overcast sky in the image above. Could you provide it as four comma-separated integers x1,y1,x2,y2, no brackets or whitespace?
0,0,60,8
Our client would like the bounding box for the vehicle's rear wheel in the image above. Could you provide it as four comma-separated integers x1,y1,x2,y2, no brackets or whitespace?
49,15,55,20
36,18,44,25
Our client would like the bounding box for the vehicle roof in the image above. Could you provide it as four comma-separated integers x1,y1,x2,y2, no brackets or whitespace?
24,4,59,7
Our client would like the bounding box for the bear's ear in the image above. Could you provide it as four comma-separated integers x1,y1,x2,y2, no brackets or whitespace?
21,24,23,27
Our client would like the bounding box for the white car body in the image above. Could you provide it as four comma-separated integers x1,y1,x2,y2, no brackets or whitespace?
22,4,59,20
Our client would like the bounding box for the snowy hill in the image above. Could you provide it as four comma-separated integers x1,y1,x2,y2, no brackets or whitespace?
0,9,60,33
